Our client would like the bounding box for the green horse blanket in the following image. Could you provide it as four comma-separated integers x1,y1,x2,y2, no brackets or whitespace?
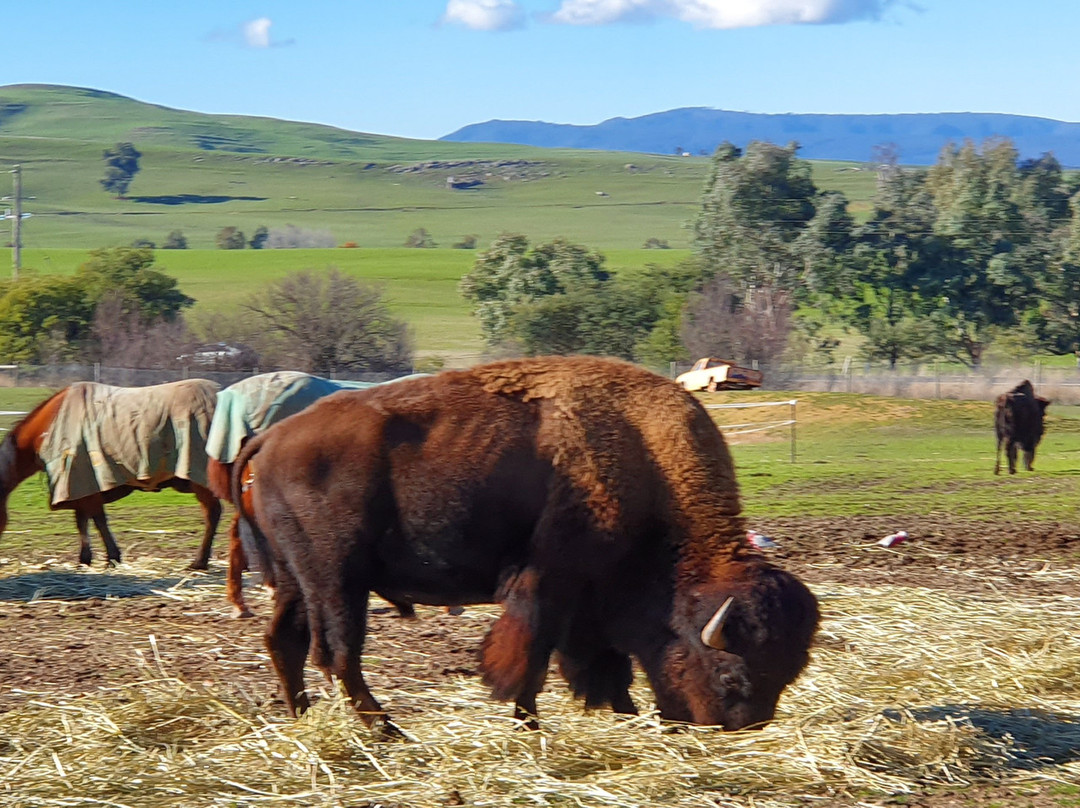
206,371,386,464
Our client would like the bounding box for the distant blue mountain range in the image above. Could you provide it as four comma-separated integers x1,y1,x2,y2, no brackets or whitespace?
440,108,1080,166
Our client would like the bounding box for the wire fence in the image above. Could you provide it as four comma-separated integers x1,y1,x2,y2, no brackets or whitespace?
0,363,405,390
0,359,1076,405
667,358,1080,404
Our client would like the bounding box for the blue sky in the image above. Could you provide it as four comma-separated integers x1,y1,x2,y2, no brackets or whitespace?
4,1,1077,141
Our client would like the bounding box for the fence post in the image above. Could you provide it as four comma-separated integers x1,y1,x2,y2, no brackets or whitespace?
935,361,941,399
93,362,100,383
790,400,797,463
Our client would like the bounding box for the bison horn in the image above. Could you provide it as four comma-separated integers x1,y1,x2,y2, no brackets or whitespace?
700,596,735,650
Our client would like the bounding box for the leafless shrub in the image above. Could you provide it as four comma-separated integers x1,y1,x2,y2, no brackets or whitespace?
681,274,792,365
266,225,336,249
245,268,413,373
91,293,193,368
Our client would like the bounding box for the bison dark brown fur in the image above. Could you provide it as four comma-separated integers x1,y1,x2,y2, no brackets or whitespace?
994,380,1049,475
232,356,819,735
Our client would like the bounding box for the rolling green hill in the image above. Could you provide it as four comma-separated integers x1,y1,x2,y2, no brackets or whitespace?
0,84,881,359
0,84,879,252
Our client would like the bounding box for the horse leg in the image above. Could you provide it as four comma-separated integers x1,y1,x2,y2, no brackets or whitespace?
189,484,222,570
265,570,311,717
85,498,122,566
75,509,94,566
225,514,253,618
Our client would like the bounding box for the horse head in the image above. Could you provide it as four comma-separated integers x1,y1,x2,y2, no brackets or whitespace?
0,389,65,535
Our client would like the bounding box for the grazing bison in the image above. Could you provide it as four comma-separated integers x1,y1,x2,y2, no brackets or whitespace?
0,380,222,567
994,380,1050,475
232,356,819,736
205,371,396,617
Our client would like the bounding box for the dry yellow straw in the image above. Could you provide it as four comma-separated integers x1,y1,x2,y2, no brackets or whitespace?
0,557,1077,807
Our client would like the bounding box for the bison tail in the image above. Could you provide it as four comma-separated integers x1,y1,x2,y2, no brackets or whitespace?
230,435,275,586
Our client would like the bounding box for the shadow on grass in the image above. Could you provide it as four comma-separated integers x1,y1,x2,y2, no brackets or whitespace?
130,194,267,206
888,704,1080,769
0,569,208,601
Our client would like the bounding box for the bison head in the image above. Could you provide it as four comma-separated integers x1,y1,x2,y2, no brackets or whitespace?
656,565,819,730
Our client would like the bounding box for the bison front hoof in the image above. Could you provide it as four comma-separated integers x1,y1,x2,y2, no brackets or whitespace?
187,560,210,571
232,605,255,619
79,550,92,566
370,716,409,742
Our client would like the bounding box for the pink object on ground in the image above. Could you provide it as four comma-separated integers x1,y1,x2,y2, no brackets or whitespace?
878,530,909,548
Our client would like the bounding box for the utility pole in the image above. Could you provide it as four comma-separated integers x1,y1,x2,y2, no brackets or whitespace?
2,165,33,280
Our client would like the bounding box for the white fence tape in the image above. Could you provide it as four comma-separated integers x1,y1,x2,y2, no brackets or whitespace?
705,400,798,460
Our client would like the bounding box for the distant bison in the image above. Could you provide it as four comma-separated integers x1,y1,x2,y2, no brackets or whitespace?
994,380,1049,475
232,356,819,736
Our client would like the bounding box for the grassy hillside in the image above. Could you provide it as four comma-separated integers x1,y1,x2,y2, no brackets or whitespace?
0,85,880,251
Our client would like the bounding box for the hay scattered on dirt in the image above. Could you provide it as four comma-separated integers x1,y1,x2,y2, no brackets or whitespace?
1,558,1079,807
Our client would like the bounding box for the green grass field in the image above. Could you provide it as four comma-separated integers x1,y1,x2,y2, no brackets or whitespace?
2,388,1078,562
700,390,1080,522
16,246,691,357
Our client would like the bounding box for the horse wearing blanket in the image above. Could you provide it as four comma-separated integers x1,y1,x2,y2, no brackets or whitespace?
0,379,222,567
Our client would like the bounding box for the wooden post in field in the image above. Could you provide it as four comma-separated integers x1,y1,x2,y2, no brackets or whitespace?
790,399,797,463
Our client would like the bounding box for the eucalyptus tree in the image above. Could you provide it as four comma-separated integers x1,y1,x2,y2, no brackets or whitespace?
846,168,948,367
1035,191,1080,353
922,138,1041,366
100,142,142,198
458,233,609,348
692,140,817,293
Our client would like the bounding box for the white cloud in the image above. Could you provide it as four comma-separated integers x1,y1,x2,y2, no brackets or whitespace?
243,17,273,48
443,0,526,30
550,0,900,28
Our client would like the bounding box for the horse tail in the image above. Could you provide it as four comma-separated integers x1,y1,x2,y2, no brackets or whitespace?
230,433,275,586
206,458,232,500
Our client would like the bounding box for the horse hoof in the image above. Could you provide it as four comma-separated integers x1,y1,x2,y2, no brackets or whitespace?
188,561,209,571
232,606,255,619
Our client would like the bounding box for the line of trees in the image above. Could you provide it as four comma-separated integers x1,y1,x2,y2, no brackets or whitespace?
0,248,413,374
462,136,1080,369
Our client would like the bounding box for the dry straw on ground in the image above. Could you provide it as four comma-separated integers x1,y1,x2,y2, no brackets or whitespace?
1,559,1079,807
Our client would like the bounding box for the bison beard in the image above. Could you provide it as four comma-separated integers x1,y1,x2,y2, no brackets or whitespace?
994,380,1049,475
232,355,819,737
